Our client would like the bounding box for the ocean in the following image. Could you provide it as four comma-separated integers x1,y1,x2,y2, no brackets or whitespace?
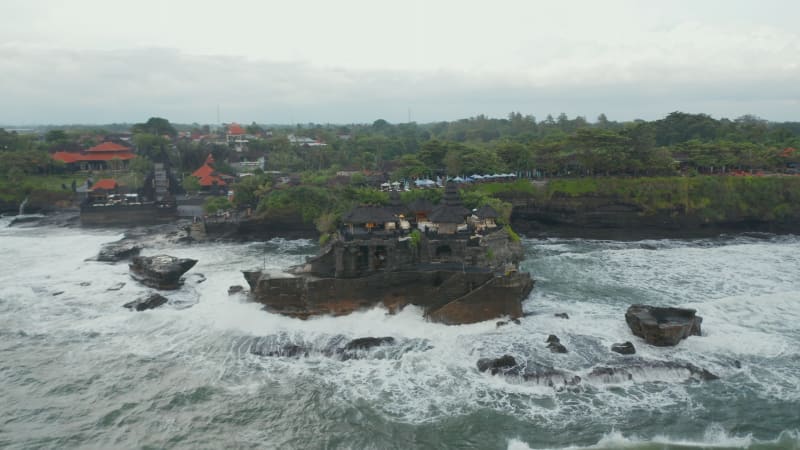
1,216,798,449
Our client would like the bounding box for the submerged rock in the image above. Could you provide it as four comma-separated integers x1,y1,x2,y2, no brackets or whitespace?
129,255,197,290
496,319,521,328
343,336,395,351
554,313,570,319
586,361,719,383
611,341,636,355
545,334,568,353
123,293,168,311
625,304,702,346
228,285,245,295
97,241,142,262
107,282,126,291
477,355,518,375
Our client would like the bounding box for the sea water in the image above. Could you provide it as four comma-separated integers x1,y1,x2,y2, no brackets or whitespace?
1,217,798,449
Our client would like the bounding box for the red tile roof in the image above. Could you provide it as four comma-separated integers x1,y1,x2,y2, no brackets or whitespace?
228,123,245,136
52,151,82,163
86,141,131,152
198,174,227,186
91,178,118,191
52,151,136,163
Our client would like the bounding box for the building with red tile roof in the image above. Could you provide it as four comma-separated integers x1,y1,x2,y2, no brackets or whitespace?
52,141,136,171
91,178,119,191
191,154,233,189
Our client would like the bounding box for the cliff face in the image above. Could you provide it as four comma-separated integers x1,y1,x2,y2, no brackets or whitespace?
244,269,533,324
510,194,800,237
504,176,800,237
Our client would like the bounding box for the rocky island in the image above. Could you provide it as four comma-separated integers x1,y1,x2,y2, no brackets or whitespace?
243,182,534,324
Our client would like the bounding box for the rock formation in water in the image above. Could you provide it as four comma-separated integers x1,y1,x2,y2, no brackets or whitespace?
123,293,168,311
477,356,718,388
97,241,142,262
129,255,197,290
611,341,636,355
244,184,534,325
625,304,702,346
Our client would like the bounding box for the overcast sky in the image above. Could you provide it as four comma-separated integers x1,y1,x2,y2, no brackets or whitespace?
1,0,799,125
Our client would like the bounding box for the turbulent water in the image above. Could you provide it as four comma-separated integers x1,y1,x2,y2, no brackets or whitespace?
1,217,799,449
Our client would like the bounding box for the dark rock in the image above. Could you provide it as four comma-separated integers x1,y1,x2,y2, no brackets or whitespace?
343,337,395,351
129,255,198,290
547,342,568,353
477,355,517,375
79,281,91,287
586,361,719,383
522,367,581,387
554,313,570,319
189,273,206,284
252,343,309,358
97,241,142,262
733,360,742,369
52,291,64,296
625,304,702,346
546,334,560,344
496,318,521,328
228,285,245,295
123,293,168,311
611,341,636,355
107,282,126,291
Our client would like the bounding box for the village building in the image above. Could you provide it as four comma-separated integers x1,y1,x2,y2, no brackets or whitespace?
341,206,398,237
473,205,499,231
52,141,136,171
191,154,234,193
226,123,249,152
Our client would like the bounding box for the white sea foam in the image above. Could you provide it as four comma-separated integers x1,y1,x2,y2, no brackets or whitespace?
509,425,800,449
2,226,799,445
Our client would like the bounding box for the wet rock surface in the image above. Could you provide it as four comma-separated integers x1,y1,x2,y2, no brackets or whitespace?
123,293,168,311
97,241,142,262
343,336,395,351
106,282,126,291
611,341,636,355
129,255,197,290
477,355,518,374
625,304,702,346
228,285,245,295
477,356,719,388
248,335,428,361
545,335,568,353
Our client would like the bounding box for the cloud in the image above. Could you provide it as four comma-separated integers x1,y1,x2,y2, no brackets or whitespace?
0,42,798,125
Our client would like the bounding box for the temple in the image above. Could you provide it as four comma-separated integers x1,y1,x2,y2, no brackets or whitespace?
244,182,534,324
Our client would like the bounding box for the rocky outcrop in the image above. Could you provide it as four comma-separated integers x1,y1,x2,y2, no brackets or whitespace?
343,337,395,351
546,335,568,353
228,285,245,295
586,361,718,383
248,335,414,360
97,241,142,262
477,356,718,388
611,341,636,355
123,293,168,311
129,255,197,290
245,269,533,325
625,304,702,346
476,355,518,375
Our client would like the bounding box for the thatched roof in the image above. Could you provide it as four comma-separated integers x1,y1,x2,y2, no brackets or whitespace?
342,206,396,224
386,191,406,215
429,205,470,223
475,205,498,219
408,198,435,213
